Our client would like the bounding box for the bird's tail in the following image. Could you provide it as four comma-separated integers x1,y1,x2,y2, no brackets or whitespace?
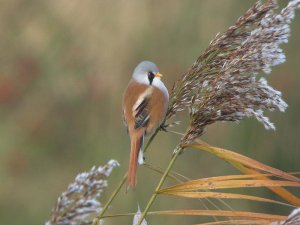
127,132,144,190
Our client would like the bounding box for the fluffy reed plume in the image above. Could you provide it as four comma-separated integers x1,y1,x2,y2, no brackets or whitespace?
283,208,300,225
166,0,300,144
272,208,300,225
46,160,119,225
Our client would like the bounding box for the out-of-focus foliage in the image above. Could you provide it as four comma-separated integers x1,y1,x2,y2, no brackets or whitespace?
0,1,299,224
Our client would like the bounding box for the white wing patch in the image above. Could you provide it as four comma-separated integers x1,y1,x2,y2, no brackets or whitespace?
132,87,153,129
132,87,153,113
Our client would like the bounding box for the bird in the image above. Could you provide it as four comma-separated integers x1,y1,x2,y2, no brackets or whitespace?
122,61,169,189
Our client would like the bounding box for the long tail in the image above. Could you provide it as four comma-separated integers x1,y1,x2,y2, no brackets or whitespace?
127,132,144,190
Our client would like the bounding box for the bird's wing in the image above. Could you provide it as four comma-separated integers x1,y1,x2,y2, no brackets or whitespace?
132,88,152,129
133,97,150,129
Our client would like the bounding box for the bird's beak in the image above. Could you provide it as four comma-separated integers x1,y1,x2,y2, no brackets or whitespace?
155,72,163,78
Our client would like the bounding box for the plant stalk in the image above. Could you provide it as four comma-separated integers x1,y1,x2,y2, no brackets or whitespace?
93,172,127,225
136,146,183,225
144,128,159,153
94,129,161,223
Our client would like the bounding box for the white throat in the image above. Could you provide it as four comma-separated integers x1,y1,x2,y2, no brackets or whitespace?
131,60,169,98
152,78,169,99
133,76,169,99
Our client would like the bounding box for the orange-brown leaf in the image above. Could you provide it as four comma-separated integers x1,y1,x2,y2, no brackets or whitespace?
185,143,300,183
160,191,289,206
159,179,300,193
195,219,271,225
159,173,276,190
235,164,300,206
153,209,286,221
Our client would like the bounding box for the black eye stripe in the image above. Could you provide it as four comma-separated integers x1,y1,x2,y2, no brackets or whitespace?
148,72,155,85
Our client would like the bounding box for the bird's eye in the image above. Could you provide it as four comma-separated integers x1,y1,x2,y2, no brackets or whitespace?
147,72,155,85
148,71,154,77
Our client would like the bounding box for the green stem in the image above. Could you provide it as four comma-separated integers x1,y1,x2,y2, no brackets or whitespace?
93,173,127,225
144,128,159,153
136,146,183,225
94,129,161,224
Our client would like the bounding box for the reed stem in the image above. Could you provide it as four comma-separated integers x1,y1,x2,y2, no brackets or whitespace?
94,129,161,224
136,146,183,225
92,172,127,225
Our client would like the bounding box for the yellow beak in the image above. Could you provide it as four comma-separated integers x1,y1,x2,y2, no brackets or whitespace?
155,72,163,78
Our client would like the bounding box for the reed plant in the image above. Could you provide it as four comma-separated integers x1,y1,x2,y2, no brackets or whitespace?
47,1,300,224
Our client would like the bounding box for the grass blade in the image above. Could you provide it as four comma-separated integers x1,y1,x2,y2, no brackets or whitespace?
183,142,300,206
184,143,300,183
153,209,286,221
195,219,270,225
234,163,300,207
160,191,291,206
159,179,300,192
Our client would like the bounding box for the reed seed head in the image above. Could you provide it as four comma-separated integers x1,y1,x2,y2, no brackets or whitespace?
165,0,300,144
46,160,119,225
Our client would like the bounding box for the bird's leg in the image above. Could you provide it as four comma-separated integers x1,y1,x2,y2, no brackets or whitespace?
160,123,168,132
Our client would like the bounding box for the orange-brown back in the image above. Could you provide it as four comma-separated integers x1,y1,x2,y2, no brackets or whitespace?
123,80,168,136
123,80,168,189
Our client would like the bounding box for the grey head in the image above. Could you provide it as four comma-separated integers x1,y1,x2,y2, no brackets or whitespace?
131,60,169,101
132,61,161,85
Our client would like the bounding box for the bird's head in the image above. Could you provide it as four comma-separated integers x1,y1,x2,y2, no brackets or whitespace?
132,61,163,86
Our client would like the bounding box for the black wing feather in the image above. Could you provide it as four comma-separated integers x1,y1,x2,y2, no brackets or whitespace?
134,97,150,129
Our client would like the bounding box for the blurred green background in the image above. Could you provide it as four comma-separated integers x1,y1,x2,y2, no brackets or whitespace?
1,1,300,224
